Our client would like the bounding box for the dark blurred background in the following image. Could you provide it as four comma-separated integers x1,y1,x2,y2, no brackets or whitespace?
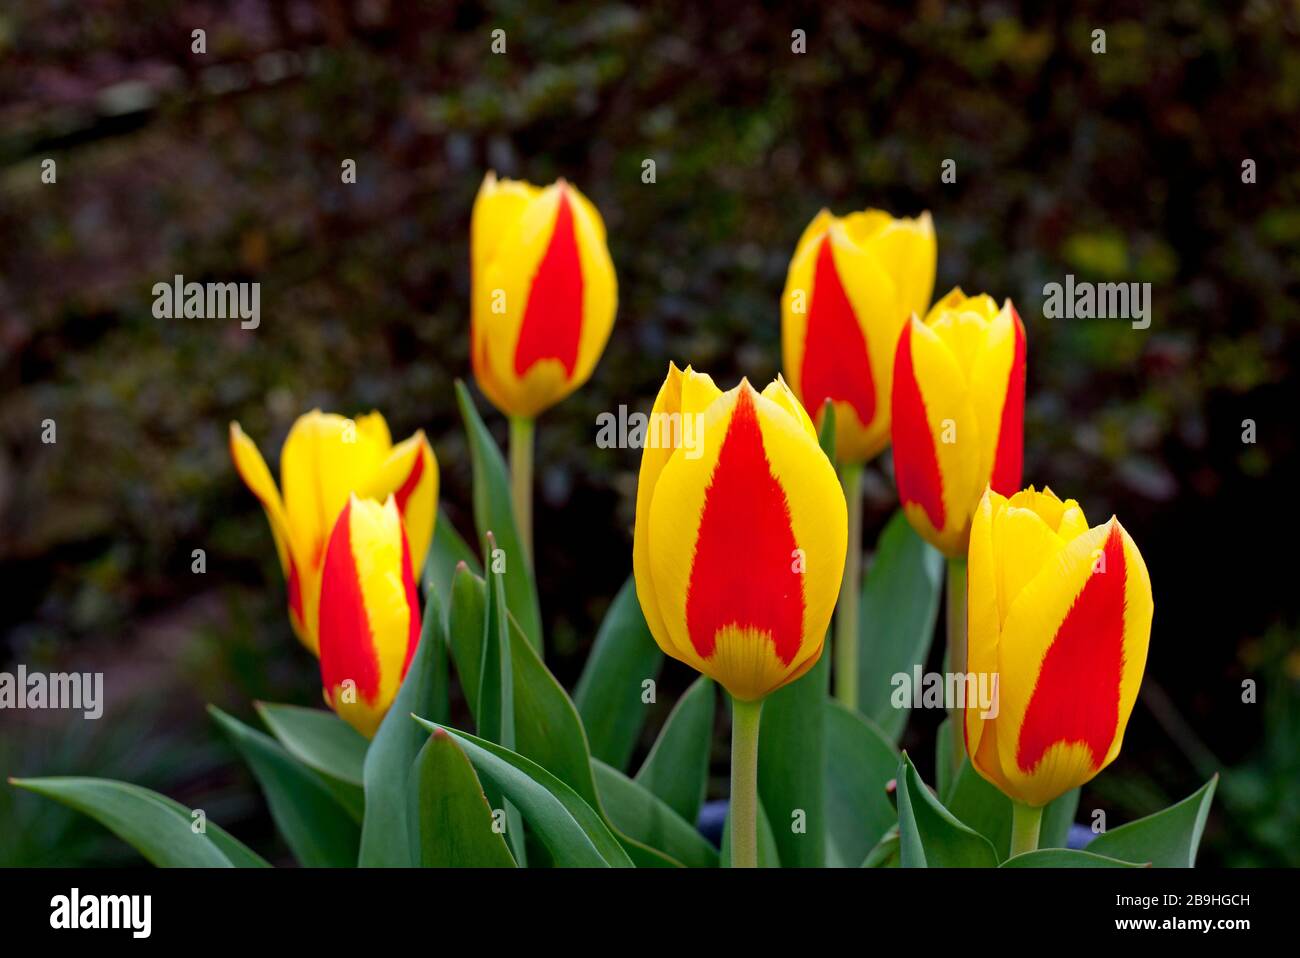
1,1,1296,866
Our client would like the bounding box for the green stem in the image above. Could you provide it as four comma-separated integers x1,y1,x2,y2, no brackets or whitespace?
1010,801,1043,857
508,416,534,568
728,696,764,868
946,556,968,777
833,463,864,711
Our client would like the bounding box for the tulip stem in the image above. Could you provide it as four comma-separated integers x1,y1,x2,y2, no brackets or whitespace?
509,416,534,568
833,462,864,711
728,696,764,868
946,556,968,777
1010,801,1043,857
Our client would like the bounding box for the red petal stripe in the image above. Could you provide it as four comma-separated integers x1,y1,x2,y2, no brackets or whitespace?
685,388,803,666
393,445,425,514
989,304,1026,495
799,236,876,430
399,527,421,677
1016,524,1126,772
318,501,381,702
514,189,583,378
891,322,945,529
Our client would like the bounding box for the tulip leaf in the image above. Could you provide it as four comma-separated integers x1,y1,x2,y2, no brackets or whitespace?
574,576,664,770
633,675,714,824
414,721,633,867
758,654,827,867
593,760,719,868
720,795,781,867
255,702,367,787
824,701,900,867
1041,787,1081,849
423,506,481,611
409,727,516,867
9,777,251,868
447,566,678,867
1085,776,1218,868
858,510,944,740
896,752,998,868
209,706,360,867
860,825,901,867
454,380,543,653
1001,848,1147,868
358,587,450,866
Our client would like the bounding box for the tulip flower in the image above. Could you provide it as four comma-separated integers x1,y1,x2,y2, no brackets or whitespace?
471,172,618,562
891,287,1026,558
780,207,935,709
230,410,438,655
965,486,1153,853
318,495,422,738
633,363,847,866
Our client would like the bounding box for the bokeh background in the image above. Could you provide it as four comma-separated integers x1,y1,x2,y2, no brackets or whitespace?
2,0,1296,866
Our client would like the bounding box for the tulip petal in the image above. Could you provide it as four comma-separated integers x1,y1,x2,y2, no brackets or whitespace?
360,431,439,582
319,497,421,738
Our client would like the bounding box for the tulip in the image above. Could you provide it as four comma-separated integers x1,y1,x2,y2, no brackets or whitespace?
471,173,618,562
964,487,1153,853
633,363,846,866
781,207,936,465
318,495,422,738
780,206,935,709
230,410,438,655
891,287,1026,558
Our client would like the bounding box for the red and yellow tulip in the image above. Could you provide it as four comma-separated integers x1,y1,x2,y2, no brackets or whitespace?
471,172,618,420
964,487,1154,807
781,207,936,463
229,410,438,655
318,495,422,738
891,288,1026,557
632,364,847,701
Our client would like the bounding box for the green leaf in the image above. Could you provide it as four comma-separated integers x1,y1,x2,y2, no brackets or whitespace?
409,727,516,867
593,760,718,868
896,752,998,868
415,721,632,867
1041,788,1081,849
574,577,663,770
423,507,481,611
455,380,542,653
209,706,360,867
861,826,900,867
358,587,449,866
858,510,944,740
446,566,676,867
720,795,781,867
255,702,367,787
1086,776,1218,867
1001,848,1146,868
824,701,899,867
145,789,272,867
634,676,714,824
758,654,827,867
10,777,237,868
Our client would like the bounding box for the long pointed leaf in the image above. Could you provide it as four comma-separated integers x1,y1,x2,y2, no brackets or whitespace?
634,676,714,824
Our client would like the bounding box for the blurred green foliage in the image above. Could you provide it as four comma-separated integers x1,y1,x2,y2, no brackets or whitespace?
1,1,1296,865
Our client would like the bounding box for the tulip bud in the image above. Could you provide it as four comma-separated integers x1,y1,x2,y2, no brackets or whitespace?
230,410,438,654
782,208,936,463
318,495,422,738
965,487,1153,807
632,364,847,701
471,173,618,419
891,288,1026,557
